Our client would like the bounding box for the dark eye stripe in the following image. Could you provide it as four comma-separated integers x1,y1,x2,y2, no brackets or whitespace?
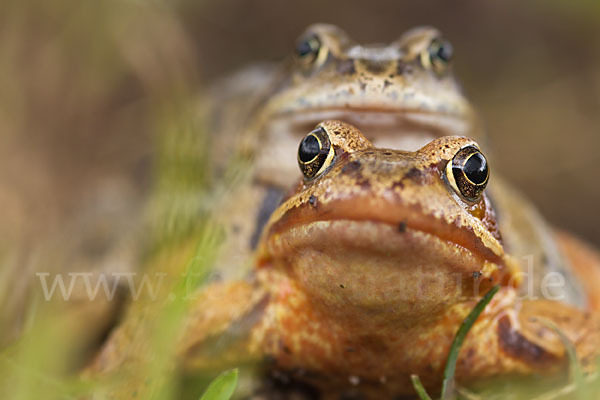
249,186,284,249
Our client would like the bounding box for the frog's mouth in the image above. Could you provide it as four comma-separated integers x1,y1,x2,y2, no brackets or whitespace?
266,107,478,151
259,197,519,296
259,215,516,320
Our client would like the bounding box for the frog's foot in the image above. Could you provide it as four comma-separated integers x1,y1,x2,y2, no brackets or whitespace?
455,296,600,385
314,290,600,397
84,278,269,377
177,278,270,371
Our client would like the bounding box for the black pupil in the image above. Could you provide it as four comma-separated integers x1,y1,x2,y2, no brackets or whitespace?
296,36,319,57
432,40,453,62
463,153,487,185
299,135,320,162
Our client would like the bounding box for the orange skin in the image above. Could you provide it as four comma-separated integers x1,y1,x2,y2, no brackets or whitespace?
174,121,600,397
88,121,600,398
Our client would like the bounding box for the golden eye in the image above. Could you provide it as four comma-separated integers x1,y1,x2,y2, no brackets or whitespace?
421,38,453,75
297,126,335,179
445,146,489,201
295,33,327,67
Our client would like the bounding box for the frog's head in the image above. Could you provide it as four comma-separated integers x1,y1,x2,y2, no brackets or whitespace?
257,121,519,323
261,24,478,150
253,24,481,188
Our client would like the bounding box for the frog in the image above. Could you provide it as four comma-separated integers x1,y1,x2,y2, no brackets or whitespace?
84,24,485,380
84,25,595,396
208,24,587,310
212,23,480,188
208,23,486,284
89,121,600,398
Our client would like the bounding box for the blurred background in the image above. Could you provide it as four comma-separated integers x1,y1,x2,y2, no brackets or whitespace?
0,0,599,396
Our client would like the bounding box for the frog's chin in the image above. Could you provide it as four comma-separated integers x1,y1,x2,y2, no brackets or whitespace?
260,219,509,321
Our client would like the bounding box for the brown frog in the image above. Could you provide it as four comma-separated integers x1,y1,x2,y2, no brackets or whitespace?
213,23,479,188
211,25,586,310
86,26,486,383
210,23,483,282
85,25,598,397
90,121,600,398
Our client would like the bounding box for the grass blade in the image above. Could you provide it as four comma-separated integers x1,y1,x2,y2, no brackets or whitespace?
199,369,239,400
533,317,588,399
440,285,499,400
411,374,433,400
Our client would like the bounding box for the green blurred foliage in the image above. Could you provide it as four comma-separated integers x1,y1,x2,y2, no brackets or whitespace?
199,369,238,400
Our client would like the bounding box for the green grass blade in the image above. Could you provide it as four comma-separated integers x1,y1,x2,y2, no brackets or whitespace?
411,374,433,400
534,317,588,399
440,285,500,400
199,369,239,400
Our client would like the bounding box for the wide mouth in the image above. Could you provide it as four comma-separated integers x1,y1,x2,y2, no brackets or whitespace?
253,106,477,188
260,217,513,319
264,219,504,298
261,195,515,287
267,106,476,146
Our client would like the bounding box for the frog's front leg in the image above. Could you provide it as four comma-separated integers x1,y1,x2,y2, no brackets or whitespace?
177,278,271,371
454,293,600,386
86,278,270,377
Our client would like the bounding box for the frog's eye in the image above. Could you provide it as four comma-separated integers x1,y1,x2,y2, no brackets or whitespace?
446,146,489,201
297,126,335,180
421,38,453,75
295,34,326,67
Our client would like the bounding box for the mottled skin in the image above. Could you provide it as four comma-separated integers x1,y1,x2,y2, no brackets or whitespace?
212,25,583,310
86,25,485,385
85,26,598,397
209,24,485,283
220,24,479,187
90,122,600,398
202,122,600,397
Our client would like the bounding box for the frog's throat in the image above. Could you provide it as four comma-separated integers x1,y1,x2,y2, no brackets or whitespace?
264,107,476,141
260,200,521,289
